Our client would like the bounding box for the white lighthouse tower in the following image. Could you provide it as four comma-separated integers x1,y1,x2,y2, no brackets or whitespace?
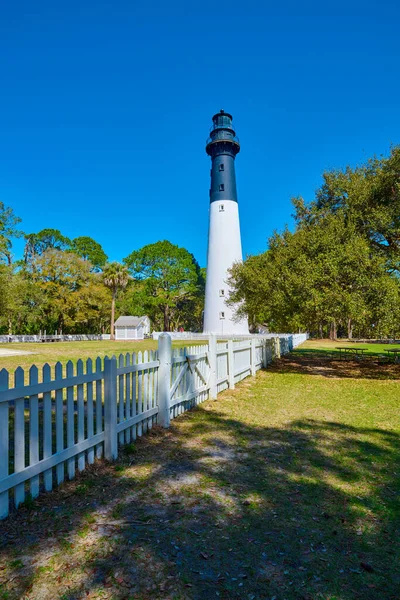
203,110,249,335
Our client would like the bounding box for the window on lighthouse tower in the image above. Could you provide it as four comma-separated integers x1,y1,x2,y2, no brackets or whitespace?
219,204,224,212
219,184,224,191
219,164,224,171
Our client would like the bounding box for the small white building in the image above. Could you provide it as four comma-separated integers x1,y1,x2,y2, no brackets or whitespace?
114,316,150,340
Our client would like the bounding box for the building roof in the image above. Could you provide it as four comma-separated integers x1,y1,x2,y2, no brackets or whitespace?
114,316,149,327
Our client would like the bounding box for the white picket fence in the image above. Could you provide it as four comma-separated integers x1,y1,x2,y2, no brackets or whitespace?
0,334,104,343
0,332,307,519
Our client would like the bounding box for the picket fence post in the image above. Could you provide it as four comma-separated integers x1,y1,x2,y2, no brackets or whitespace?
208,334,217,400
274,337,281,360
228,339,235,389
262,339,268,368
158,333,171,428
250,338,256,376
104,356,118,460
0,370,9,519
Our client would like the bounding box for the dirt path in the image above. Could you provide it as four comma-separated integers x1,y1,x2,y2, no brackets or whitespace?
0,348,34,357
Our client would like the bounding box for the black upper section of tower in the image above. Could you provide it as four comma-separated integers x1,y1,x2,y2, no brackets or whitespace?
206,109,240,158
206,110,240,204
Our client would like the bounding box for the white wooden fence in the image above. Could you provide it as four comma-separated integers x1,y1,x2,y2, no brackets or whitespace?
0,334,104,343
0,333,307,519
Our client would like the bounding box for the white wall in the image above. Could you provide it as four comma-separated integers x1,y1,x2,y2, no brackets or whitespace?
115,328,125,340
142,318,150,336
116,327,138,340
203,200,249,335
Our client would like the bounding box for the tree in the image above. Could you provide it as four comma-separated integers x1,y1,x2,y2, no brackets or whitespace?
123,241,204,332
293,146,400,272
30,249,110,333
228,229,313,333
0,264,11,331
70,236,108,271
170,266,206,331
0,268,45,335
0,202,23,265
102,262,129,339
229,147,400,339
24,228,71,264
228,207,400,339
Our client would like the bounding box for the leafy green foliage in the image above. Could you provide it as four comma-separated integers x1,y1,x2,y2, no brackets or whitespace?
0,266,45,334
26,249,111,333
102,262,129,294
70,236,108,271
229,147,400,338
0,202,205,334
24,228,71,264
123,240,204,331
294,146,400,270
0,201,23,265
102,262,129,338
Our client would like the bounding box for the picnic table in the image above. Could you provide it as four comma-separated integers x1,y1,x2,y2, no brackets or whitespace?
385,348,400,362
38,335,62,343
336,347,367,361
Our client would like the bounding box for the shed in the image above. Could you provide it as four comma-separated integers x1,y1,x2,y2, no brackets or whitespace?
114,316,151,340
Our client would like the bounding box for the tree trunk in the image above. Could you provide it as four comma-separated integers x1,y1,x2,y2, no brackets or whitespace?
8,318,12,336
347,318,353,339
110,292,116,340
329,320,337,340
319,323,323,338
164,305,169,332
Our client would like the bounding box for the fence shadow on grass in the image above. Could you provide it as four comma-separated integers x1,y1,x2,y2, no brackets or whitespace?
0,407,399,600
279,352,400,381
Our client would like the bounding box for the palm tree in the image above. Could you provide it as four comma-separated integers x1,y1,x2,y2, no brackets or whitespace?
102,262,129,340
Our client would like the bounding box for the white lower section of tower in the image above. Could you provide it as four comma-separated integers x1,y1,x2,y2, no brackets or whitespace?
203,200,249,335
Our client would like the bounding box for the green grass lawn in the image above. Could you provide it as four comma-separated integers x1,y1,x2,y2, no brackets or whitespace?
0,349,398,599
297,338,400,357
0,339,206,374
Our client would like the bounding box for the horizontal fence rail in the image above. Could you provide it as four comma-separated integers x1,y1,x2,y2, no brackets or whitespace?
0,332,308,519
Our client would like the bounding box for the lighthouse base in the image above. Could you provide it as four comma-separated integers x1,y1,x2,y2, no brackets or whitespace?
203,319,249,336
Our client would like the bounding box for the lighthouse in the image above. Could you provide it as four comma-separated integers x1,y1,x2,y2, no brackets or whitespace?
203,110,249,335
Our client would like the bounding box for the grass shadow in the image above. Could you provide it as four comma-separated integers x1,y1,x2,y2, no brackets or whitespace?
278,353,400,380
0,395,399,599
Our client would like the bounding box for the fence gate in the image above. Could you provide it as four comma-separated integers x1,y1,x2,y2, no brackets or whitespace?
169,346,211,418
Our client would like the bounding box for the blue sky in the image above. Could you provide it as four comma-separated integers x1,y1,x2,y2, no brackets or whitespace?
1,0,399,266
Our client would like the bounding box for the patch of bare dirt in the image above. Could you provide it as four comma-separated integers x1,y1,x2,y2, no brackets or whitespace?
273,354,400,380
